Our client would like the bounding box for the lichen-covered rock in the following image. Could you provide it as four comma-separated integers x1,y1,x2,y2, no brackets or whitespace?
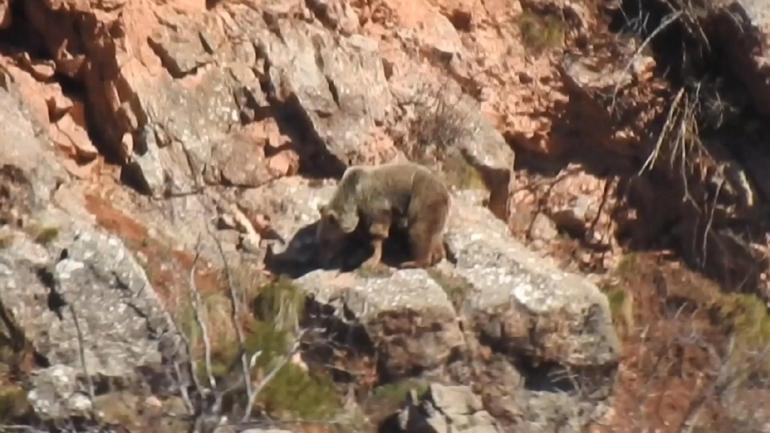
0,219,180,422
0,226,178,377
296,269,465,379
259,18,393,166
516,391,603,433
447,191,620,368
27,365,92,421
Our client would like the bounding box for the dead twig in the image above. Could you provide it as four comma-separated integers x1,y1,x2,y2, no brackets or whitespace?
189,236,217,390
68,304,95,409
522,167,582,240
611,10,683,112
638,87,686,176
699,173,724,268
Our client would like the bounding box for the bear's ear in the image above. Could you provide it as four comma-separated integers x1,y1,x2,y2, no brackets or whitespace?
317,203,327,215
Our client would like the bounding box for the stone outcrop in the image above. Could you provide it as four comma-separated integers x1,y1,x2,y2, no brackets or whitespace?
2,0,768,431
446,191,619,369
0,75,180,425
245,176,619,431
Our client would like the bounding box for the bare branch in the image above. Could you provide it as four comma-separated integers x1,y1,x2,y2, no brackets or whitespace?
638,87,686,176
68,304,95,409
189,235,217,390
611,11,683,112
206,222,255,421
243,331,305,421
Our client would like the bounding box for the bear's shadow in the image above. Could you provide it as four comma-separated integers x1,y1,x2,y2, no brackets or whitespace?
264,219,413,279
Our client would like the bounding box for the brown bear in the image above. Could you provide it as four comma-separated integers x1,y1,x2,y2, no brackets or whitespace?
316,161,451,269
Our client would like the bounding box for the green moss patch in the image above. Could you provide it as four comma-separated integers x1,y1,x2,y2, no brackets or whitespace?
370,379,429,404
604,287,627,321
178,274,341,420
259,362,339,420
0,384,30,423
715,293,770,374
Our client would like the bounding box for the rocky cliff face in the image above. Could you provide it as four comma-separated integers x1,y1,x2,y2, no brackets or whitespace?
1,0,770,432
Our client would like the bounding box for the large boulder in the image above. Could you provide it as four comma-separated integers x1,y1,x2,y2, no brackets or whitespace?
0,222,180,418
0,76,180,424
296,269,466,379
259,18,393,167
447,191,620,369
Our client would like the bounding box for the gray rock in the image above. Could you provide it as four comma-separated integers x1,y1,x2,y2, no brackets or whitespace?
260,19,392,165
128,123,167,196
446,193,620,369
27,365,92,421
148,14,215,78
0,224,179,412
397,384,501,433
210,132,272,188
138,66,242,193
296,269,465,379
0,83,68,208
516,391,603,433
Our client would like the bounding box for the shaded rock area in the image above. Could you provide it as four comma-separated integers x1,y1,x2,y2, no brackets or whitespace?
1,0,770,432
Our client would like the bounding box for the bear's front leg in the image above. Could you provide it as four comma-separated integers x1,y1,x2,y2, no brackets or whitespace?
360,211,391,269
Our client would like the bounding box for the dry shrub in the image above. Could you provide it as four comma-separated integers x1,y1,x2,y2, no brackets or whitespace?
403,81,474,162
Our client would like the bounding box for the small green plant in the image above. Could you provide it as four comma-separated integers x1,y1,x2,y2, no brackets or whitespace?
370,379,429,405
516,10,566,55
0,383,30,422
717,294,770,351
33,226,59,245
604,287,626,319
615,253,641,278
258,362,340,420
252,277,307,332
600,283,634,337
